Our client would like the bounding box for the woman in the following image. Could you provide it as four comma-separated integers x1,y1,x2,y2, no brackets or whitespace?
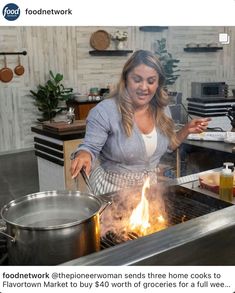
71,50,210,195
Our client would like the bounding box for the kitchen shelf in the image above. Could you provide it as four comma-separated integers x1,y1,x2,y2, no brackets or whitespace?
139,26,168,32
184,47,223,52
0,50,27,55
89,50,133,56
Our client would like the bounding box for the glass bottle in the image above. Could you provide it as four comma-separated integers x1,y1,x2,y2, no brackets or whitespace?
66,107,75,124
219,162,234,203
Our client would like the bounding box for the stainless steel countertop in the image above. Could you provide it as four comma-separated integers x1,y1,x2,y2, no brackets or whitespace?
183,139,235,154
62,204,235,265
175,168,235,204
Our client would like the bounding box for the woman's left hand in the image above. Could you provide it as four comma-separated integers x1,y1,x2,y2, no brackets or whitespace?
174,117,212,150
186,117,211,134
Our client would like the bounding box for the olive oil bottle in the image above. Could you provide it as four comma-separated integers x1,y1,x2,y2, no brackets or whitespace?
219,163,234,203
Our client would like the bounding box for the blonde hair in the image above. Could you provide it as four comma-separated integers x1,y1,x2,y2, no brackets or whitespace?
111,50,179,149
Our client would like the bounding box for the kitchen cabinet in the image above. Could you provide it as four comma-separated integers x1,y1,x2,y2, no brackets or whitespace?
67,100,99,120
77,102,97,120
31,125,86,191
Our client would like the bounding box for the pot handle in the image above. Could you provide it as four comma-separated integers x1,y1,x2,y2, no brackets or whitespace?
0,220,15,243
99,199,112,215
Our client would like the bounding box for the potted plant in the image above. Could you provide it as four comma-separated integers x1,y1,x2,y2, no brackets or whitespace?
30,70,73,122
111,30,128,50
154,38,180,92
155,39,186,123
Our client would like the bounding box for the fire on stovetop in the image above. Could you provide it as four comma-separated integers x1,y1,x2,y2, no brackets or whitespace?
100,177,168,239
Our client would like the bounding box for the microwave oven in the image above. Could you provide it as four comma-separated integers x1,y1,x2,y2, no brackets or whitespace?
191,82,228,99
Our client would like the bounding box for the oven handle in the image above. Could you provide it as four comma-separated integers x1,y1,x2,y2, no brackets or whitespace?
98,200,112,215
0,220,15,243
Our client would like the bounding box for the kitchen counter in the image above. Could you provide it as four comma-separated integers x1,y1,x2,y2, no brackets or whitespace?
31,124,86,191
183,139,234,154
31,125,85,140
176,168,235,204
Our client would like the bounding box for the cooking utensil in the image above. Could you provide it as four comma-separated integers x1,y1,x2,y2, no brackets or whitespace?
0,56,13,83
0,190,111,265
80,168,94,194
14,55,25,76
80,168,117,203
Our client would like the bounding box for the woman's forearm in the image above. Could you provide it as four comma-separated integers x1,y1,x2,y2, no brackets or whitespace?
176,125,190,146
172,117,211,150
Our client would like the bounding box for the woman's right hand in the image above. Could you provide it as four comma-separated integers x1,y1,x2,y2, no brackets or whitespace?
70,150,92,179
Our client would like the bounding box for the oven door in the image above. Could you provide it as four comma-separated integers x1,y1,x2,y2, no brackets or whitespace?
191,82,227,98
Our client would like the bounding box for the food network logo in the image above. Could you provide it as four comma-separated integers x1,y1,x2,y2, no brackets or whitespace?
2,3,20,21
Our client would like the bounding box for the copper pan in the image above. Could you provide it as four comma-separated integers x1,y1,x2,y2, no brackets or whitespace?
14,55,25,76
0,56,13,83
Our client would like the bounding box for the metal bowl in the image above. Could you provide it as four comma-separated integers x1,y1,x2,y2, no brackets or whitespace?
73,94,88,102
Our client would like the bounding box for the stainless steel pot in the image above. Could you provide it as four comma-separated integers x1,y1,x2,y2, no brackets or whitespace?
0,190,110,265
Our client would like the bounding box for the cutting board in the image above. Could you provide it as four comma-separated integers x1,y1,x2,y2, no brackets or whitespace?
42,120,86,132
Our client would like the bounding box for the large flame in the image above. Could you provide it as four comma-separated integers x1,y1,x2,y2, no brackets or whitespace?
129,177,151,235
128,177,167,236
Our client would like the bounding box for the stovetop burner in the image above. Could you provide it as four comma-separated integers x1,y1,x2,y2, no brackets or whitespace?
62,184,235,266
100,185,232,250
101,231,139,249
